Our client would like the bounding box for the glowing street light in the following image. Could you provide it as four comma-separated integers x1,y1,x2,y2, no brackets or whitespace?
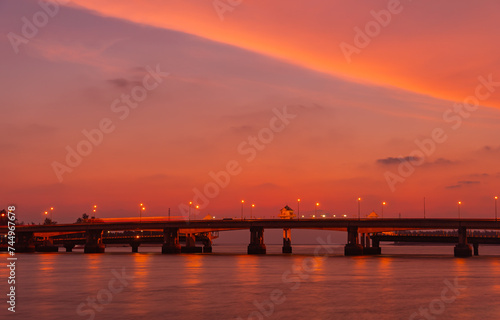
92,205,97,218
382,201,386,218
315,202,319,216
241,200,245,219
357,198,361,220
139,203,145,223
458,201,462,219
188,201,193,222
297,198,301,220
495,196,498,221
251,204,255,219
43,207,53,224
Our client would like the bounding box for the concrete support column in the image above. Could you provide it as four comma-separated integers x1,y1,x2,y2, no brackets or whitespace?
361,233,366,247
35,238,58,252
282,228,292,254
84,230,105,253
64,244,75,252
201,233,212,253
344,226,363,256
364,233,381,255
181,233,202,253
130,240,140,253
454,226,472,258
248,227,266,254
15,232,35,253
162,228,181,254
473,243,479,256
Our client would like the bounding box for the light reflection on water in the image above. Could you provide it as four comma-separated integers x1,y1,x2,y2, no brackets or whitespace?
1,245,500,319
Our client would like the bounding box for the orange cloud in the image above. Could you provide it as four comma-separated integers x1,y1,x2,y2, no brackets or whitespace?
66,0,500,109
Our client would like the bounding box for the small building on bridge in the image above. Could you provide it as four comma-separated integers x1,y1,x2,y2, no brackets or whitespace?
367,211,379,219
279,205,296,219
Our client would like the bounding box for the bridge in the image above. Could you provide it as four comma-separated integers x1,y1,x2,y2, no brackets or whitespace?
371,231,500,256
2,218,500,257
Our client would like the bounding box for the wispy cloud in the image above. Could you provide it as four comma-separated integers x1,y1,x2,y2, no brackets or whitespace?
376,156,419,165
445,180,481,189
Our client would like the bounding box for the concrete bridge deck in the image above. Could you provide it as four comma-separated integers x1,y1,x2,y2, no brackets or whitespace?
2,218,500,257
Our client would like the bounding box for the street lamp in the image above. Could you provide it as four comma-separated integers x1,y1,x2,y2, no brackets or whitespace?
495,196,498,221
139,203,145,223
92,205,97,218
458,201,462,219
297,199,301,220
47,207,54,221
382,202,386,218
357,198,361,220
241,200,245,219
188,201,192,222
195,205,199,219
251,204,255,219
315,202,319,216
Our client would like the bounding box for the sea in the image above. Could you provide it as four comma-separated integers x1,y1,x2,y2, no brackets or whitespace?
2,244,500,320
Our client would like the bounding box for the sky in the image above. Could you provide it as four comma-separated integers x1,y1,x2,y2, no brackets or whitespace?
1,0,500,224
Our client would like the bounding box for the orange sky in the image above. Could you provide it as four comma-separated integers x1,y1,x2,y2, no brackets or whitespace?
1,0,499,223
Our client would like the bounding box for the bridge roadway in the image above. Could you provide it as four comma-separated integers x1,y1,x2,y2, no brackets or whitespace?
3,218,500,257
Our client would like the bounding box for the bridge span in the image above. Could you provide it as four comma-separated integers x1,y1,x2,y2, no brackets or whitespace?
2,218,500,257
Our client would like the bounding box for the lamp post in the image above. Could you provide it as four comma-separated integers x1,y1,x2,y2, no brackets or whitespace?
188,201,192,222
139,203,146,223
92,205,97,219
251,204,255,219
458,201,461,219
495,196,498,221
382,202,386,218
357,198,361,220
297,199,301,220
241,200,245,219
195,205,199,219
315,202,319,216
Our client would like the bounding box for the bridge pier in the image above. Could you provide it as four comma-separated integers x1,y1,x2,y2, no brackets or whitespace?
344,226,363,256
130,240,141,253
201,233,212,253
64,244,75,252
182,233,202,253
248,227,266,254
363,233,381,255
84,230,105,253
454,226,472,258
35,238,58,252
370,236,382,255
15,232,35,253
282,228,292,254
473,243,479,256
162,228,181,254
